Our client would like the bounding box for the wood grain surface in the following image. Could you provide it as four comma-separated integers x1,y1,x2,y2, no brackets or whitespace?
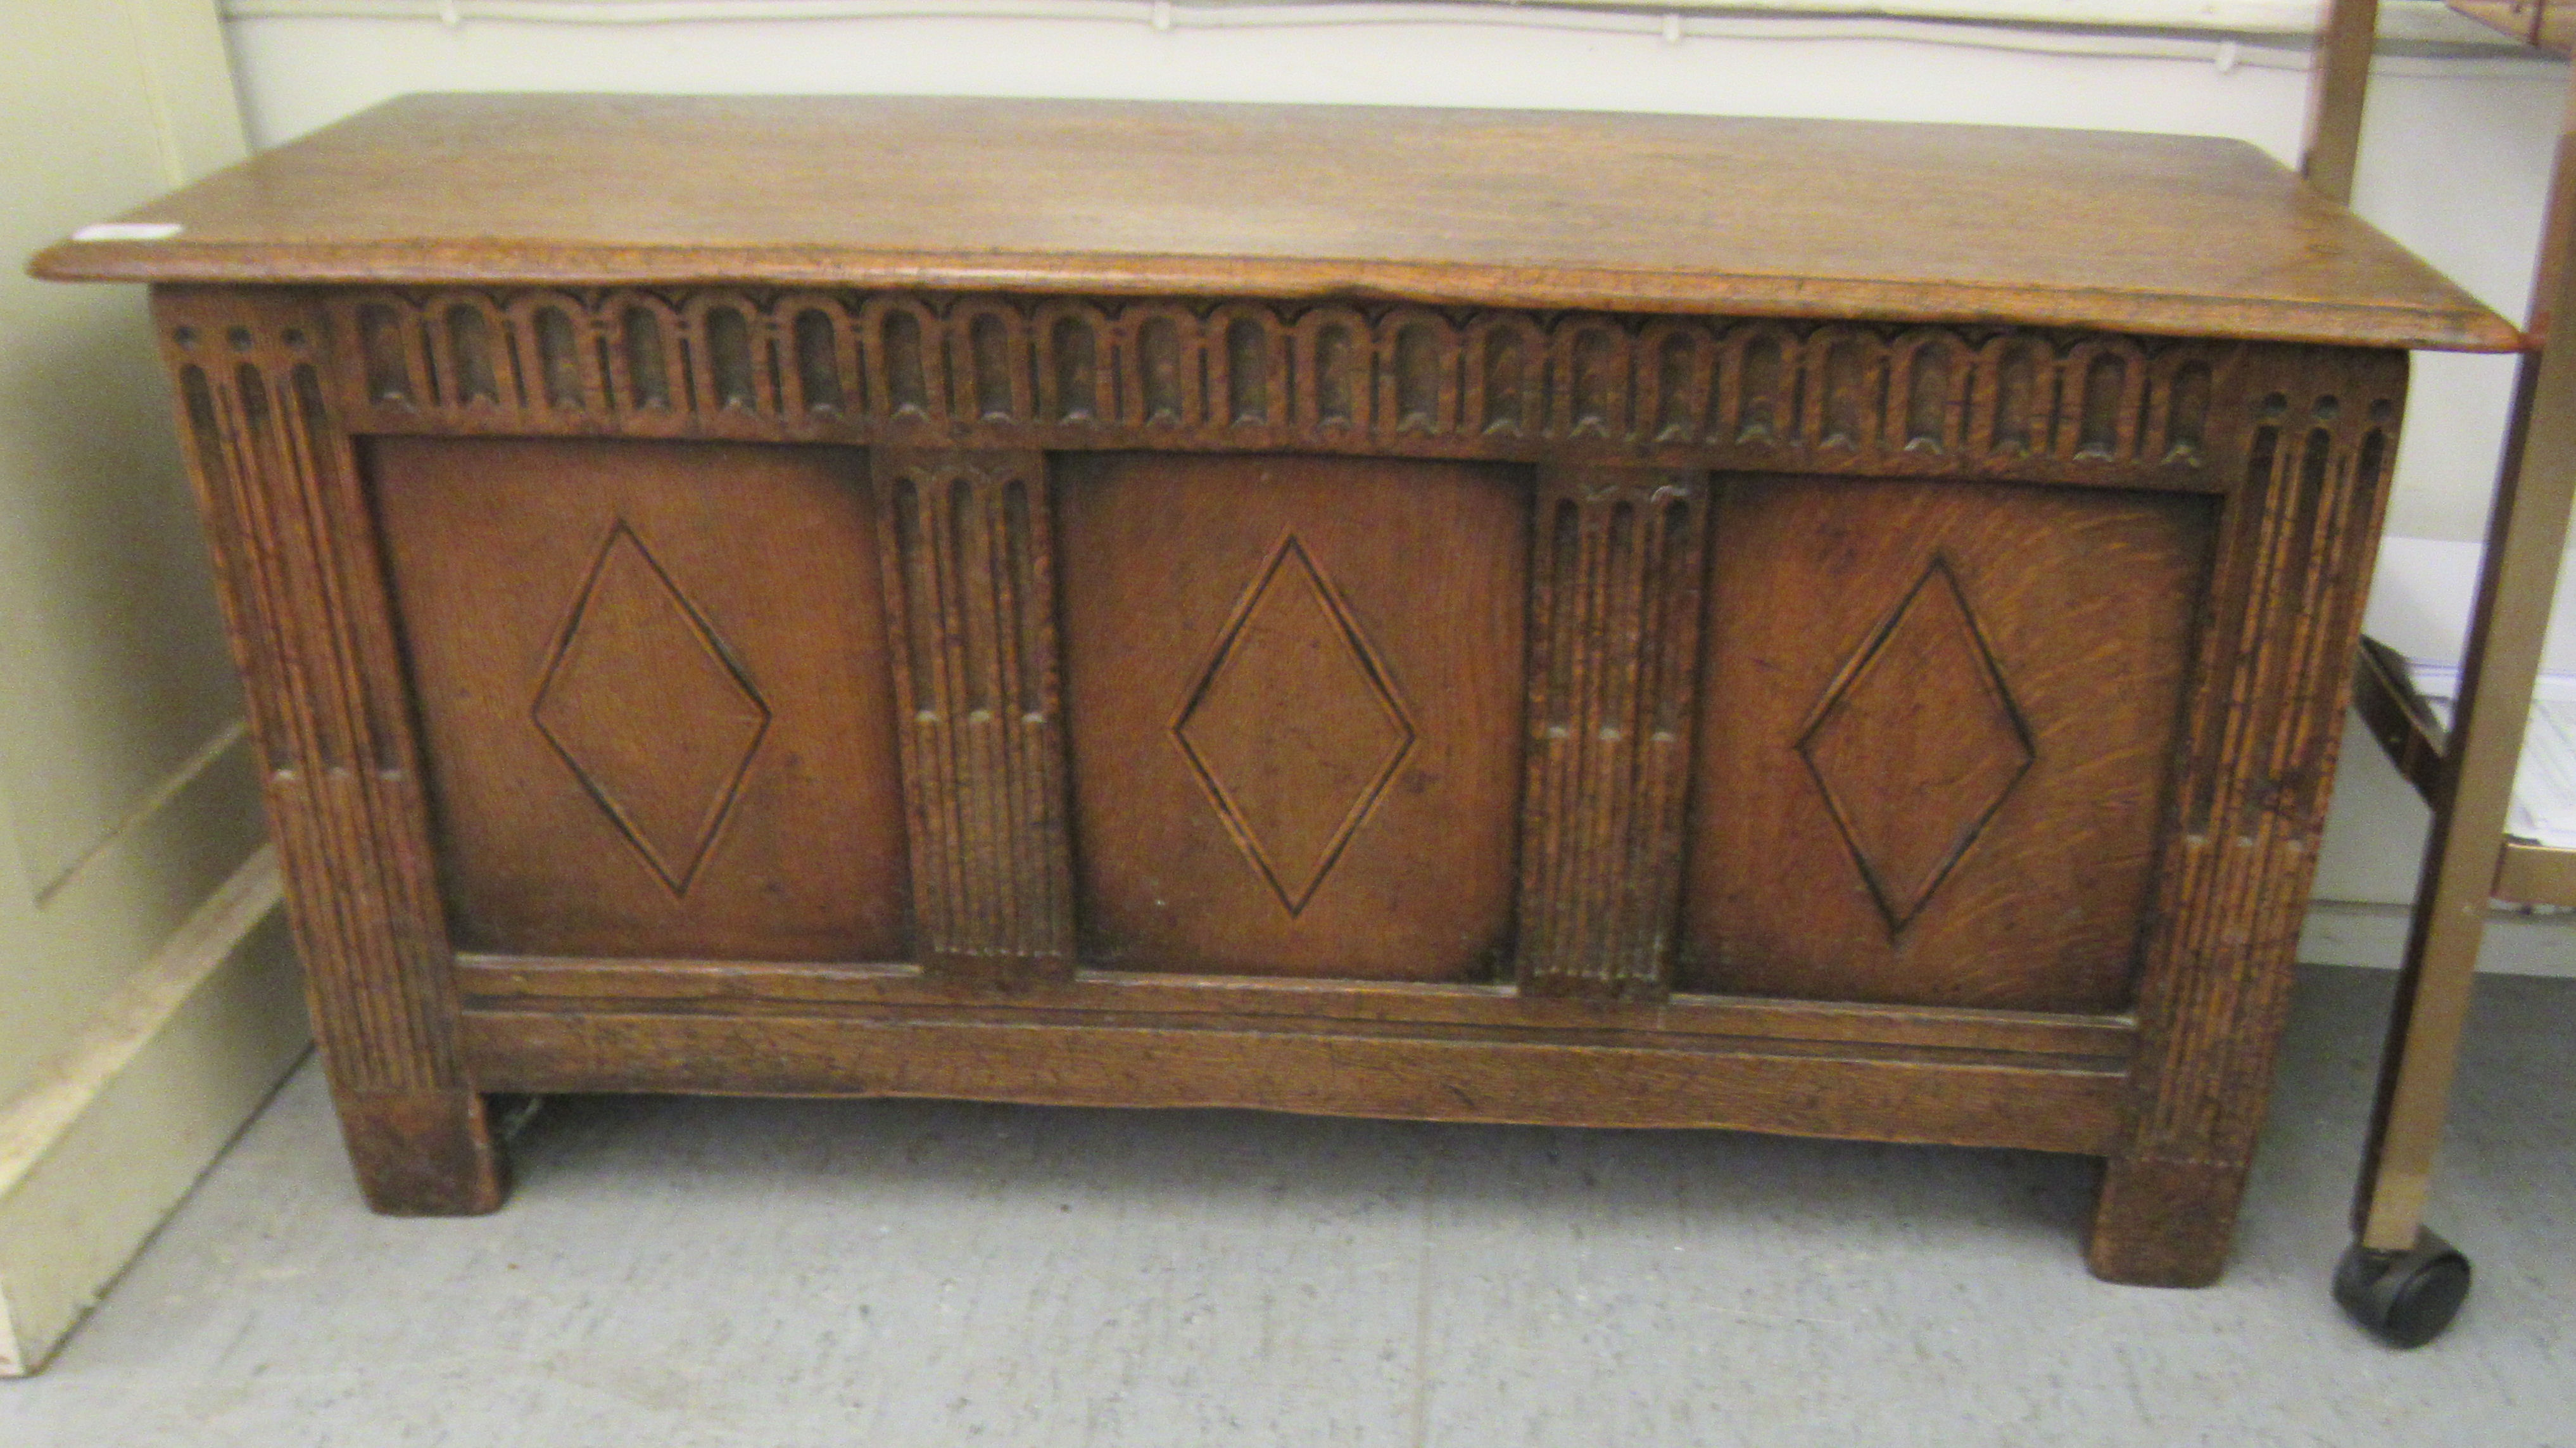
2092,348,2409,1286
452,955,2137,1062
457,1001,2128,1155
371,437,912,963
1685,473,2215,1013
1056,452,1527,982
1516,466,1709,1001
33,95,2515,352
874,448,1078,985
151,287,502,1214
313,287,2257,494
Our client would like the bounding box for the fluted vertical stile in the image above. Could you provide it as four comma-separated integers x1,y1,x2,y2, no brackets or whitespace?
874,448,1076,982
1516,467,1710,1001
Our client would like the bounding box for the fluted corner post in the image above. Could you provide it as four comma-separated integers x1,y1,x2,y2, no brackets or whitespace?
873,448,1078,986
2089,346,2408,1286
1514,466,1712,1001
151,285,502,1215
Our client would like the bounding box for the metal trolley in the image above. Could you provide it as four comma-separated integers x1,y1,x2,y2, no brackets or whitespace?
2302,0,2576,1347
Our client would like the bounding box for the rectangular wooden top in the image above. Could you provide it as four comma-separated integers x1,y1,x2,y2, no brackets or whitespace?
30,93,2517,352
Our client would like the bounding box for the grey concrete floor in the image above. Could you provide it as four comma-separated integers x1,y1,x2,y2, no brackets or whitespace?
4,963,2570,1447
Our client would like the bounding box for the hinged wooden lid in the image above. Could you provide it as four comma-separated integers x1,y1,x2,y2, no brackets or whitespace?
30,93,2519,352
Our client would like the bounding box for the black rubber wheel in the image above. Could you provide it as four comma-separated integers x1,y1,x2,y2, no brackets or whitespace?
2335,1231,2471,1347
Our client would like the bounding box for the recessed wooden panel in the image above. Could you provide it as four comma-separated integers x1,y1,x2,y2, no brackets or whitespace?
370,436,908,960
1058,452,1525,981
1683,473,2216,1012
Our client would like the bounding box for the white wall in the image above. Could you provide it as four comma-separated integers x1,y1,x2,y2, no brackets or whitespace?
216,6,2575,955
1,0,307,1375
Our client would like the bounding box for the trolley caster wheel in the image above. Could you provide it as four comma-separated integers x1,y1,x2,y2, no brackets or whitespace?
2335,1230,2470,1347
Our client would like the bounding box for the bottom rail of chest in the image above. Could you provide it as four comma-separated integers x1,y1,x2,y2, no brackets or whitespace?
375,951,2248,1288
449,956,2131,1157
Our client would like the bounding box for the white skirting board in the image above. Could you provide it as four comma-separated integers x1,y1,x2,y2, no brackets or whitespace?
2301,898,2576,978
0,846,306,1376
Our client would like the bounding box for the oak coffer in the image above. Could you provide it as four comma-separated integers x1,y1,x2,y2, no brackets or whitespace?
31,94,2518,1285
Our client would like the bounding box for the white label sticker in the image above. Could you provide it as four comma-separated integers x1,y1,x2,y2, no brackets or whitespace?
71,222,183,242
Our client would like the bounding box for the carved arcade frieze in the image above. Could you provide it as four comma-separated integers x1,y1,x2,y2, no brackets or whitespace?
322,287,2249,490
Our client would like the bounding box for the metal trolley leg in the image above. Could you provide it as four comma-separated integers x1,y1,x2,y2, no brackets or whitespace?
2318,27,2576,1350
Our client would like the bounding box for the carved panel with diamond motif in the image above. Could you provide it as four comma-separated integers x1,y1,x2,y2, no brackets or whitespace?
1171,535,1420,917
371,436,912,962
1058,452,1526,981
1684,473,2216,1012
1796,556,2034,934
532,522,773,894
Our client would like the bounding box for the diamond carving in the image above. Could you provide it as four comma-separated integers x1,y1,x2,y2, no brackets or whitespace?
534,522,770,894
1798,557,2033,934
1174,535,1415,915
